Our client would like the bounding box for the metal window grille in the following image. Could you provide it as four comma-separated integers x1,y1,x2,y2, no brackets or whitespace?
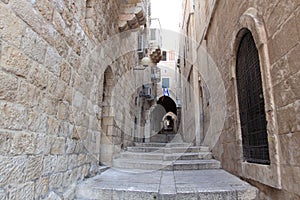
236,30,270,165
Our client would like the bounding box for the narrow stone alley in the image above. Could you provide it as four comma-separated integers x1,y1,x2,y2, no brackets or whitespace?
76,142,257,199
0,0,299,199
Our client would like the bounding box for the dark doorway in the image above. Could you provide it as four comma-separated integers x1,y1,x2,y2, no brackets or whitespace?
236,29,270,165
157,96,177,115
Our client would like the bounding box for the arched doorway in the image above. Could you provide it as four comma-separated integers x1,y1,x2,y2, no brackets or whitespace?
162,112,177,133
99,66,115,165
157,96,177,115
148,96,178,142
236,29,270,165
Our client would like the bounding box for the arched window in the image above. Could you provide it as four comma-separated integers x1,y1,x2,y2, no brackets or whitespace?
236,29,270,165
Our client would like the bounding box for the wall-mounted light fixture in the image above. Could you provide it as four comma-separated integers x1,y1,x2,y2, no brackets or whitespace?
133,56,152,70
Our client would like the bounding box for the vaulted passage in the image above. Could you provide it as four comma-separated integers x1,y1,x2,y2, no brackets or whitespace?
157,96,177,115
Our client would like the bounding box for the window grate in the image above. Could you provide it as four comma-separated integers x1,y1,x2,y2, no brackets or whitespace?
236,30,270,165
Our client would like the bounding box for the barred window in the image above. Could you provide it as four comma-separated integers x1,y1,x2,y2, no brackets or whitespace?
236,29,270,165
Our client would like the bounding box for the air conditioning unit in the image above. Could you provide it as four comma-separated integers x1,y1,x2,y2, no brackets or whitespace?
140,84,154,100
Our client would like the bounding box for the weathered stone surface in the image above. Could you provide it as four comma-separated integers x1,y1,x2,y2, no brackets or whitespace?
0,71,18,101
25,155,43,181
286,44,300,77
279,132,300,166
62,184,76,200
20,28,48,63
180,0,300,198
52,9,66,36
0,0,142,198
66,139,76,154
67,154,78,170
47,117,60,136
55,155,68,173
35,177,49,199
54,33,70,58
269,14,299,65
265,0,300,37
50,137,65,155
281,164,300,194
17,81,38,108
36,135,52,155
0,156,26,186
273,78,297,108
0,3,25,46
0,0,9,4
27,64,48,89
10,0,58,46
277,103,298,134
60,61,72,84
296,7,300,39
44,46,62,77
34,0,54,22
8,182,34,200
49,173,63,191
77,154,86,166
43,155,57,175
0,188,6,200
57,101,69,120
28,110,47,133
0,131,10,155
10,132,35,155
271,56,289,87
0,44,31,78
43,191,62,200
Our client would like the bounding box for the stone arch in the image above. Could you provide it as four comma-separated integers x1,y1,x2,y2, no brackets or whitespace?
162,112,177,132
99,66,116,165
231,7,281,188
235,29,270,164
157,95,177,115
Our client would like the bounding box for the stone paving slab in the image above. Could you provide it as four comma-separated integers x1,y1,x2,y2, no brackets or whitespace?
75,168,258,200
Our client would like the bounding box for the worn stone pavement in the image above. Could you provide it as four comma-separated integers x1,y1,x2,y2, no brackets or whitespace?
75,168,257,200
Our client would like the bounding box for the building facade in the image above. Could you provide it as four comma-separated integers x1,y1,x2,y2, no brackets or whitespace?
0,0,150,199
179,0,300,199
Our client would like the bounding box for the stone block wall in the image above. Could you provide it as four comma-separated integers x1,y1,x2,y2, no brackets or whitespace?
180,0,300,198
0,0,138,199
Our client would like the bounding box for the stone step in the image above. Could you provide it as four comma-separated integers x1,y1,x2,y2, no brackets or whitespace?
164,146,210,153
112,158,221,171
75,169,258,200
126,146,163,152
120,151,164,160
127,145,210,153
134,142,192,148
173,159,221,170
134,142,167,147
164,152,213,160
120,151,212,161
149,133,176,143
165,142,192,148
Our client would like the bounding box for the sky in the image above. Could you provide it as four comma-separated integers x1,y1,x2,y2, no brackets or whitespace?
150,0,182,32
150,0,182,51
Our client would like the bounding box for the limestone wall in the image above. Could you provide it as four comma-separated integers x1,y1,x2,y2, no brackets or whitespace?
0,0,139,199
180,0,300,198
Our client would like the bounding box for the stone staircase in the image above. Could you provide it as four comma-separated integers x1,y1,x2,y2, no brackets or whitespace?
75,142,258,200
113,142,221,171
